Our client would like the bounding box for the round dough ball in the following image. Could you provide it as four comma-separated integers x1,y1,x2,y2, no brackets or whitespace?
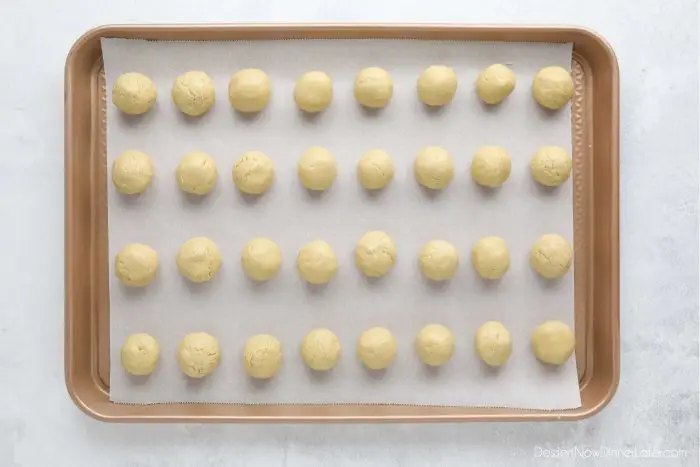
417,65,458,106
531,320,575,365
530,234,573,279
475,321,512,367
419,240,459,282
241,238,282,282
171,71,215,116
112,72,157,115
297,147,337,191
476,64,516,104
357,327,397,370
354,67,394,108
112,150,154,195
115,243,158,287
357,149,395,190
355,231,397,278
530,146,572,187
232,151,275,195
228,69,271,113
471,236,510,280
532,66,574,110
414,146,454,190
176,237,222,283
243,334,283,379
177,332,221,378
121,333,160,376
301,328,341,371
471,146,512,188
414,324,455,366
294,71,333,113
176,151,217,195
297,240,338,285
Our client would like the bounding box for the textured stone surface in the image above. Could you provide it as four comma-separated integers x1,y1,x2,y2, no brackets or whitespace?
0,0,697,465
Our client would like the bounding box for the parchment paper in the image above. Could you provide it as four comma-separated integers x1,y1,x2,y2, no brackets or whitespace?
102,38,580,409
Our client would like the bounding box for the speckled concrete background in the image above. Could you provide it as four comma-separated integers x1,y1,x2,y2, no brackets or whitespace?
0,0,697,466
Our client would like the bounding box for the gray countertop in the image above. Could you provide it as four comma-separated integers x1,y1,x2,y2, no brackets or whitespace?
0,0,697,465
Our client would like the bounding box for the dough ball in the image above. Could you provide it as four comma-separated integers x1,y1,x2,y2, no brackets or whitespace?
471,236,510,280
297,147,337,191
357,327,397,370
354,67,394,108
417,65,458,106
177,332,221,378
243,334,283,379
357,149,395,190
171,71,215,116
232,151,275,195
176,151,218,195
531,320,575,365
112,72,157,115
355,231,397,278
294,71,333,113
121,333,160,376
414,324,455,366
176,237,222,283
241,238,282,282
297,240,338,285
418,240,459,282
112,150,154,195
530,146,572,187
115,243,158,287
530,234,573,279
414,146,454,190
532,66,574,110
301,328,341,371
475,64,516,104
474,321,512,367
228,68,271,113
471,146,512,188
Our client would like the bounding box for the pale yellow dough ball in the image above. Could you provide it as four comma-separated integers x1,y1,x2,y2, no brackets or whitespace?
475,321,512,367
354,67,394,108
418,240,459,282
112,150,154,195
531,320,575,365
355,231,397,278
243,334,283,379
228,69,271,113
115,243,158,287
232,151,275,195
414,146,454,190
414,324,455,366
297,147,337,191
294,71,333,113
121,333,160,376
301,328,341,371
532,66,574,110
530,234,573,279
176,151,218,195
530,146,573,187
241,238,282,282
471,146,512,188
471,236,510,280
357,149,395,190
171,71,215,116
417,66,458,106
476,64,516,104
297,240,338,285
177,332,221,378
357,327,397,370
112,72,157,115
176,237,222,283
